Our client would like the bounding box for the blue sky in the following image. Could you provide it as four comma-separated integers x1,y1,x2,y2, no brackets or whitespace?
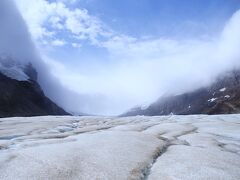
16,0,240,65
76,0,240,36
14,0,240,115
46,0,240,66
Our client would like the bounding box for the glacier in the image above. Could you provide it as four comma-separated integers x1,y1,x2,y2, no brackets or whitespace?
0,115,240,180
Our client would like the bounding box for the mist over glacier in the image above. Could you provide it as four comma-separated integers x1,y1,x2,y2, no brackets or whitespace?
1,0,240,115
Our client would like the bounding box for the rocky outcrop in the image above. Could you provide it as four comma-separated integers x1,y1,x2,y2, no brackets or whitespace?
0,66,69,117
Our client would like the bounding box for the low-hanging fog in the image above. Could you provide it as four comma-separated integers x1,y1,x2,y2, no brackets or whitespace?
0,0,91,115
1,0,240,115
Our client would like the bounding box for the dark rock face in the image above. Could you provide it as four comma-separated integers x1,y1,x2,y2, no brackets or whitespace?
0,70,69,118
123,69,240,116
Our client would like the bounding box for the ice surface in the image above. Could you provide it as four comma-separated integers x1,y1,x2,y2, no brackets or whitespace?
0,115,240,179
148,145,240,180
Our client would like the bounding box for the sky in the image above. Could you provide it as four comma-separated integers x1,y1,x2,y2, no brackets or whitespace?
7,0,240,115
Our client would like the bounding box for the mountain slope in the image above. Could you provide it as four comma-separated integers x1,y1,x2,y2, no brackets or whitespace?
0,59,69,117
123,69,240,116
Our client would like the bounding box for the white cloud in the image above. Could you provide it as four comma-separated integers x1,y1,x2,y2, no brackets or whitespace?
12,0,240,115
72,43,82,48
48,16,64,30
15,0,109,46
51,39,66,46
15,0,55,41
45,9,240,115
58,0,79,4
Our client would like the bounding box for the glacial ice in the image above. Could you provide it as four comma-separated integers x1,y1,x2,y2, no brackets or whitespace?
0,115,240,180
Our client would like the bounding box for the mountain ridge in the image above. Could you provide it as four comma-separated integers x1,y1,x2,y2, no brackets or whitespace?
122,69,240,116
0,58,70,117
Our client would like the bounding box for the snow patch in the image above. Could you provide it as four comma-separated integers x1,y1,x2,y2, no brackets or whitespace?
208,98,217,102
225,95,230,98
219,88,226,92
0,55,29,81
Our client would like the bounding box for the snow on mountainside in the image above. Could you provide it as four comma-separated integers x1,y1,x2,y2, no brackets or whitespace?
0,115,239,179
0,54,29,81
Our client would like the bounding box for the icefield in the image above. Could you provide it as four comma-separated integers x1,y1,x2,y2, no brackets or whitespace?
0,115,240,180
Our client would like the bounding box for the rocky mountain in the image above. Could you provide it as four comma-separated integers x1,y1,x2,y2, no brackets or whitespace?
0,57,69,117
123,69,240,116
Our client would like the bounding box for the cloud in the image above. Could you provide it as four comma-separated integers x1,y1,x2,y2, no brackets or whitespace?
58,0,79,4
0,0,100,115
15,0,110,46
72,43,82,48
9,0,240,115
51,39,66,46
46,9,240,115
218,10,240,64
0,0,38,63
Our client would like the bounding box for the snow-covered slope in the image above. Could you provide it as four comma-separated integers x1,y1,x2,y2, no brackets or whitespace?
0,115,239,179
0,55,29,81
